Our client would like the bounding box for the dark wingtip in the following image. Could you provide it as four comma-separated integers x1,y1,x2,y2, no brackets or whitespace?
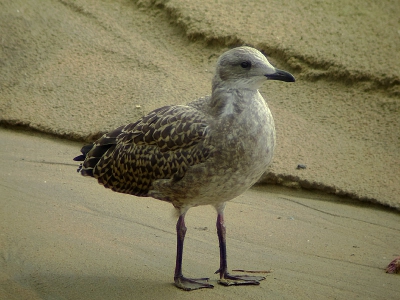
73,155,85,161
73,144,94,161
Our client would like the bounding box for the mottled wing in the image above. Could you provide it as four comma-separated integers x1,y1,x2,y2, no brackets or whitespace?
77,105,212,197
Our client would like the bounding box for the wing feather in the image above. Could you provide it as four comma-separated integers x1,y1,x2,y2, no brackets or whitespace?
77,105,213,197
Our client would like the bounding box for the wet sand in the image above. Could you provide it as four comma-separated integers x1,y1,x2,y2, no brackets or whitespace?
1,128,399,299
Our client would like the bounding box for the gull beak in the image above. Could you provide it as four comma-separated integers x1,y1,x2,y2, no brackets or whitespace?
265,69,295,82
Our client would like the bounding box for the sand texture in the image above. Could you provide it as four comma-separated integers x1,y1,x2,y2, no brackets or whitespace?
0,0,400,299
1,128,399,299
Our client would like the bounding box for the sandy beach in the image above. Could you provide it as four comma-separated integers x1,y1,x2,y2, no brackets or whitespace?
1,128,399,299
0,0,399,299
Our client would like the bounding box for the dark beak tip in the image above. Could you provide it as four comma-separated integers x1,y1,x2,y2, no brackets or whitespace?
284,74,296,82
266,69,295,82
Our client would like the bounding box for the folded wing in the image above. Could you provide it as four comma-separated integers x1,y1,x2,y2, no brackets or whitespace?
74,105,213,197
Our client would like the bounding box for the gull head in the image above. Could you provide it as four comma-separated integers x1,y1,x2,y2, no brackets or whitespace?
212,46,295,91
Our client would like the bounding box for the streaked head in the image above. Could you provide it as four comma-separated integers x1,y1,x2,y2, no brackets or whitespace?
213,46,295,91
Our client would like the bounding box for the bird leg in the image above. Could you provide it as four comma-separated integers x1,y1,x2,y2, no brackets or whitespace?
174,213,214,291
215,212,266,286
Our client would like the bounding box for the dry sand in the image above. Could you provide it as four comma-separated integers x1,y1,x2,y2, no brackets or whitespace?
0,0,400,299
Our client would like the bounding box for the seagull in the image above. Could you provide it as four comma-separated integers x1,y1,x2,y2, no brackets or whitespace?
74,46,295,290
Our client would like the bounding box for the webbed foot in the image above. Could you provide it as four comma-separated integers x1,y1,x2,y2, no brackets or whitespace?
216,269,266,286
174,275,214,291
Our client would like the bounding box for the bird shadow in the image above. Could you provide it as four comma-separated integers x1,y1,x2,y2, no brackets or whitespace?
17,273,196,300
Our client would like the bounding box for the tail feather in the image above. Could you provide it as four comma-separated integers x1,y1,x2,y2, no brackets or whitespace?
80,145,116,176
74,128,121,176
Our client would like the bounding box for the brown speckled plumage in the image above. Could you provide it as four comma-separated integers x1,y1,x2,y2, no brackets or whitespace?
74,46,295,290
78,105,213,198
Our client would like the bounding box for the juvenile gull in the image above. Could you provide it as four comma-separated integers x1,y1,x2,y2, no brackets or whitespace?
74,46,295,290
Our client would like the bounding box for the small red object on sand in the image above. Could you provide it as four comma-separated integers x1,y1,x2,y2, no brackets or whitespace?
385,256,400,274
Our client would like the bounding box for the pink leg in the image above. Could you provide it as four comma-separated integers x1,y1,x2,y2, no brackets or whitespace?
174,213,214,290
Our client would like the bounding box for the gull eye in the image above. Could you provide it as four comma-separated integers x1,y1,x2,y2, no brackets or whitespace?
240,61,251,69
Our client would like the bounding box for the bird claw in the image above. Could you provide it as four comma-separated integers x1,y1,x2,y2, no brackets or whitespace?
174,275,214,291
